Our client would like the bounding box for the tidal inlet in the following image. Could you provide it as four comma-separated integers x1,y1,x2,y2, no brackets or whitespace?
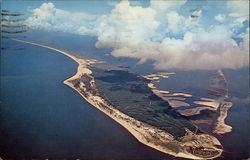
1,1,249,160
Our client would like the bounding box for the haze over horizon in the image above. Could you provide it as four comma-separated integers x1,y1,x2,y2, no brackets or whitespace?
3,0,249,70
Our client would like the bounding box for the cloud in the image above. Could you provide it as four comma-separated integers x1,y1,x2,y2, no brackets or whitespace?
25,1,249,71
215,14,226,22
95,1,159,49
227,0,249,17
227,0,249,28
26,2,98,35
166,11,200,34
154,26,249,70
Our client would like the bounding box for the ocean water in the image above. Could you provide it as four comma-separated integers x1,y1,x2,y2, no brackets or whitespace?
0,39,173,159
2,30,248,160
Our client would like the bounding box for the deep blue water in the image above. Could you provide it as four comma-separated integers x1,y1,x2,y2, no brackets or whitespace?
0,39,173,159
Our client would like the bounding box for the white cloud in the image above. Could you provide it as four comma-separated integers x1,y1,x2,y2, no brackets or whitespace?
215,14,226,22
25,1,249,71
95,1,159,49
227,0,249,16
227,0,249,28
154,26,249,70
150,0,188,33
26,2,98,35
166,11,200,34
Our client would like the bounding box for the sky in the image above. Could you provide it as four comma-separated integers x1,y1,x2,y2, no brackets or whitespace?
2,0,249,70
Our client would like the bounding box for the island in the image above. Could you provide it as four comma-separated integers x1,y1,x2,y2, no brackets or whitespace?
12,38,223,160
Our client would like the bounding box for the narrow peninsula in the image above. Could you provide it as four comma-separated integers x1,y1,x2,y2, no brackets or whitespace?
12,38,223,160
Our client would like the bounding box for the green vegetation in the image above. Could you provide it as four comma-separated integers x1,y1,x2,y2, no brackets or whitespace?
91,67,197,137
164,142,181,153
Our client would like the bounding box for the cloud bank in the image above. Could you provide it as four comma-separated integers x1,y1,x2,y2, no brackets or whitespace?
26,3,98,35
26,0,249,70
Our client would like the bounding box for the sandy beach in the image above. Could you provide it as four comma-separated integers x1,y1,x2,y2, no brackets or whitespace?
213,101,233,134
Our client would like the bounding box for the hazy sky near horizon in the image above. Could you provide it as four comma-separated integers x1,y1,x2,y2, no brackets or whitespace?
2,0,249,70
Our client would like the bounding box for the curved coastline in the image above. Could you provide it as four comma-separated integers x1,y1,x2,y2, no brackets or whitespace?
12,38,223,160
145,72,233,135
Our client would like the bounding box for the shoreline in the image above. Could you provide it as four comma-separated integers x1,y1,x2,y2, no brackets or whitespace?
144,72,233,135
12,38,223,160
213,101,233,134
